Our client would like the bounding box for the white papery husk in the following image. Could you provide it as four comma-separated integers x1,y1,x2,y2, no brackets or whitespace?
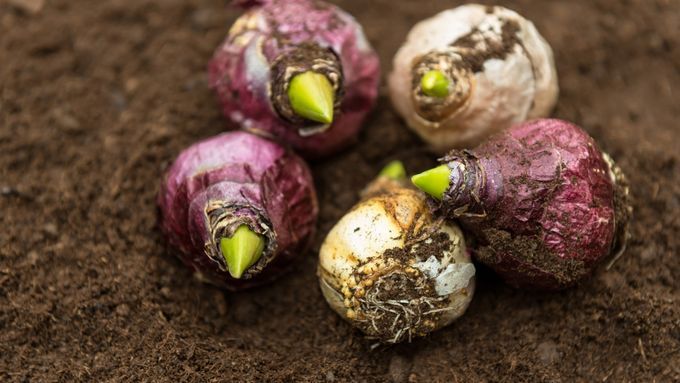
318,179,475,343
388,4,558,152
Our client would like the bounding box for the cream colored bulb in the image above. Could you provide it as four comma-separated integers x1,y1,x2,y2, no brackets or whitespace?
318,177,475,343
388,4,559,152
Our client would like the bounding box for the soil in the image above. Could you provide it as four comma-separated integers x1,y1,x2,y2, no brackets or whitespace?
1,0,678,382
452,17,521,73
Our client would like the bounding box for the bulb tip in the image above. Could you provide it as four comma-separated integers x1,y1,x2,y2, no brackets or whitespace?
420,70,450,98
220,225,265,279
411,165,451,200
288,71,335,125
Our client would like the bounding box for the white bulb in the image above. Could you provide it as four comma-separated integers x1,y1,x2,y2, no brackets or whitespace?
318,180,475,343
389,4,559,152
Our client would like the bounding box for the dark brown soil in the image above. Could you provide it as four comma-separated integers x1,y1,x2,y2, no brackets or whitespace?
1,0,678,381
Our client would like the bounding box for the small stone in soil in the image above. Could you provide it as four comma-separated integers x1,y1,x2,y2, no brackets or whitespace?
115,304,130,317
25,251,39,266
43,223,58,237
124,78,140,94
160,286,172,299
640,244,657,262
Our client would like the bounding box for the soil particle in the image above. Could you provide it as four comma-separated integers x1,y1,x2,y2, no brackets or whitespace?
407,231,451,262
1,0,679,381
51,108,82,133
388,354,413,383
43,222,59,237
115,303,130,317
536,340,560,364
452,18,522,73
476,228,588,289
378,216,452,266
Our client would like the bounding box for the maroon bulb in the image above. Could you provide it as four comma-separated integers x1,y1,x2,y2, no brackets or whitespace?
412,119,632,290
158,131,318,290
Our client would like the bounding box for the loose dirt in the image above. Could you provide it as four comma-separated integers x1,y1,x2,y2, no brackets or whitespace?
1,0,678,381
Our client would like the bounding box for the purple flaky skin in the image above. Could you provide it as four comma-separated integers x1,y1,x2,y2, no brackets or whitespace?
209,0,380,158
158,131,318,290
436,119,631,290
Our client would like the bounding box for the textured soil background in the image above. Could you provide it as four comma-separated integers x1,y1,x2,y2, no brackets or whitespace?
1,0,679,381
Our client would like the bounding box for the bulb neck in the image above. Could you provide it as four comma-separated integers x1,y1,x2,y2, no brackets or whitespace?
439,152,491,219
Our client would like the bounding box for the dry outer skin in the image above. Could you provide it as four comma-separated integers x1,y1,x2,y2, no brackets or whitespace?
0,0,678,381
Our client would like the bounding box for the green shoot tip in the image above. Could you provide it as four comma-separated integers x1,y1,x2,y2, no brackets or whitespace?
220,225,265,279
379,160,407,181
420,70,450,98
411,164,451,200
288,71,335,124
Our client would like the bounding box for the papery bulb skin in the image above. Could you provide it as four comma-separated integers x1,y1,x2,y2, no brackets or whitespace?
210,0,380,159
413,119,631,290
318,174,475,343
158,131,318,290
389,4,558,153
